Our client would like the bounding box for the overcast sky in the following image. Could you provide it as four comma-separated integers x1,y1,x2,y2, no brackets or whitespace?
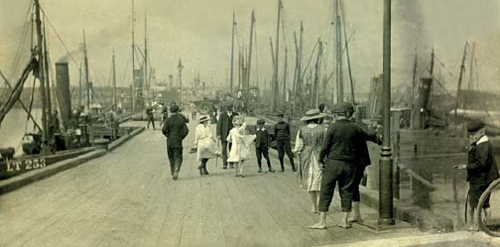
1,0,499,93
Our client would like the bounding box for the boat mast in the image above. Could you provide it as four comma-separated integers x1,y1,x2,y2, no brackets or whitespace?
283,47,288,104
112,49,117,106
430,47,435,75
34,0,49,153
272,0,282,112
230,12,236,93
468,42,476,91
79,63,82,107
297,22,303,103
339,0,355,104
42,16,52,126
292,32,299,105
411,52,417,121
144,10,148,101
454,41,468,126
269,37,276,99
313,39,323,107
247,10,255,95
334,0,344,103
131,0,136,112
83,30,90,110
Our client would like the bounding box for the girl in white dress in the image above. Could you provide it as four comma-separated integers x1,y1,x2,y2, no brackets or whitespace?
193,115,219,176
227,115,256,177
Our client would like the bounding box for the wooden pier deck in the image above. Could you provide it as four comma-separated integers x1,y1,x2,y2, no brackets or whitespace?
0,121,423,247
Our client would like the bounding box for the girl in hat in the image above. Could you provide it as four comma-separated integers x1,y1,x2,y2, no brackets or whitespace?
293,109,327,213
227,115,256,177
193,115,219,176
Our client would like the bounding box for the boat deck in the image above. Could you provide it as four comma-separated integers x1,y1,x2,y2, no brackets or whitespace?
0,120,423,247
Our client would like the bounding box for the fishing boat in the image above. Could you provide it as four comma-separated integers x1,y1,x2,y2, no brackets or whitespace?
0,0,139,180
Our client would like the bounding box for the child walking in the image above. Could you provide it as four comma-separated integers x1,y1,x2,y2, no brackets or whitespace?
456,119,499,230
255,119,275,173
193,115,219,176
227,115,256,177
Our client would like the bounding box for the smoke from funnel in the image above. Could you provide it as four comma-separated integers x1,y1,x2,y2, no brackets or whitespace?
57,46,84,63
392,0,430,106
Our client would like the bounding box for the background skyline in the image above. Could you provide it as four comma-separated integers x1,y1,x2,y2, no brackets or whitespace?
1,0,499,96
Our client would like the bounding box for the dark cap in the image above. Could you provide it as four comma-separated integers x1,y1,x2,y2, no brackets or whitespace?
170,105,180,113
277,113,284,118
332,102,354,114
257,119,265,125
467,119,486,133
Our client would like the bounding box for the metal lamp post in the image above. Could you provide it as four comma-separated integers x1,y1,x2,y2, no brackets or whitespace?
379,0,395,225
178,59,184,103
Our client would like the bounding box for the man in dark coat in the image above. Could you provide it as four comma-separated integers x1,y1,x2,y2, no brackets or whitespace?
162,105,189,180
217,103,238,169
210,105,218,124
309,102,381,230
345,106,382,223
274,113,296,172
255,119,275,173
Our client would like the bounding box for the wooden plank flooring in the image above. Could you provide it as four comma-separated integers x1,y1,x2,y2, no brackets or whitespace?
0,121,424,247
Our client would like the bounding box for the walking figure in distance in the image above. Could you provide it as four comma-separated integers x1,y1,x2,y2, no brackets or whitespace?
227,115,256,178
160,102,169,128
146,103,156,129
255,119,275,173
162,105,189,180
193,115,219,176
190,102,197,121
455,119,499,230
293,109,327,214
274,113,297,172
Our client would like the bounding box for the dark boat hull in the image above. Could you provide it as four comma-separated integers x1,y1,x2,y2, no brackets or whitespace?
0,147,95,180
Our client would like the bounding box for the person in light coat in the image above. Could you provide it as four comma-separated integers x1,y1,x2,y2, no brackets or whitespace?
293,109,327,214
193,115,219,176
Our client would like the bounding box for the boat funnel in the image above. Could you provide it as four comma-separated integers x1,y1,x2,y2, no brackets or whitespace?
419,77,433,111
55,62,72,128
412,77,433,129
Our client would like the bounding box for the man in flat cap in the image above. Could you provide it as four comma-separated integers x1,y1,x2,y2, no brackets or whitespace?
217,102,239,169
455,119,499,230
309,102,381,229
275,113,297,172
162,104,189,180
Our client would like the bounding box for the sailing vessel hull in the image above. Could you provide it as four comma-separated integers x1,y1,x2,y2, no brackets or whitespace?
0,147,95,180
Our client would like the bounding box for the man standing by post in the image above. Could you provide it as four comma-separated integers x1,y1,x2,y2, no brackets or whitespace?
162,105,189,180
275,113,296,172
217,103,238,169
309,102,381,229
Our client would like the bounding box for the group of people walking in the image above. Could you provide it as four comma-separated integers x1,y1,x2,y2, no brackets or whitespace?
161,100,384,230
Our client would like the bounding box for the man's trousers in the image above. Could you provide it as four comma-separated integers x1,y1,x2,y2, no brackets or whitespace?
167,145,183,175
221,141,232,167
318,159,356,212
